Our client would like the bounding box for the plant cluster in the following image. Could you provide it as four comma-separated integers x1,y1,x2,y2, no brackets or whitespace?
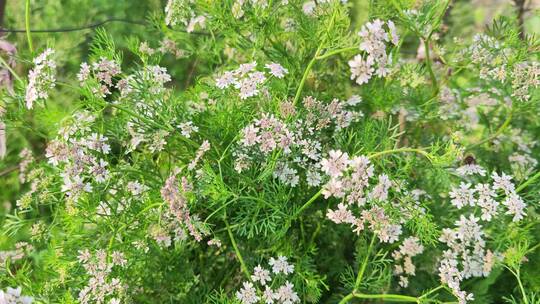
0,0,540,304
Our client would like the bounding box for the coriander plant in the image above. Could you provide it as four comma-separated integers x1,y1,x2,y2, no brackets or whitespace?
0,0,539,303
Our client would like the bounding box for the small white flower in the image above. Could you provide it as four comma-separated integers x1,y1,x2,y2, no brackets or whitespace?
236,281,259,304
251,265,272,285
348,55,374,85
265,62,288,78
269,256,294,275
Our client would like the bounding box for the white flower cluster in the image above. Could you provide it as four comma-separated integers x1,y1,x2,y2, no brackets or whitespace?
231,0,269,19
449,169,527,222
77,57,121,97
349,19,398,85
321,150,403,243
440,163,528,303
0,242,33,265
392,236,424,287
215,61,288,100
438,215,501,304
25,48,56,109
301,0,348,17
235,96,362,188
164,0,206,33
45,111,111,203
77,249,127,304
463,33,539,102
236,256,300,304
0,287,33,304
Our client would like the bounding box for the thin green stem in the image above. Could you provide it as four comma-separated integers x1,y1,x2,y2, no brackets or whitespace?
516,170,540,193
293,189,322,219
293,7,338,106
25,0,34,53
292,44,323,106
338,293,355,304
316,46,358,60
515,268,529,304
419,285,445,299
0,56,22,83
466,109,512,151
423,36,438,96
368,147,432,162
225,217,250,279
354,234,376,290
339,292,419,304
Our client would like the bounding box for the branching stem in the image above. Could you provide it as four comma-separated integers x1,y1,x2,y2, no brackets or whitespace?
292,7,338,106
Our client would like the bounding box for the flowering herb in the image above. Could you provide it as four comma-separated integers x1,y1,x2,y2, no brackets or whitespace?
0,1,539,304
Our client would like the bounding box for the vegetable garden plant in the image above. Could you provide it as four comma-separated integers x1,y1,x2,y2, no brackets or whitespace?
0,0,540,303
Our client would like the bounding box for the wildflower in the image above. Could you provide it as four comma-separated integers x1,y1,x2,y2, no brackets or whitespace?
25,49,56,109
449,183,476,209
327,203,355,224
491,172,515,194
302,1,316,15
269,256,294,275
127,181,149,196
178,121,199,138
61,175,92,199
322,178,344,199
387,20,399,45
0,287,33,304
265,62,288,78
503,193,526,222
348,55,374,85
216,71,235,89
188,140,210,170
236,281,259,304
320,150,349,177
90,159,110,183
456,164,486,176
252,265,272,285
262,286,276,304
275,281,300,304
186,15,206,33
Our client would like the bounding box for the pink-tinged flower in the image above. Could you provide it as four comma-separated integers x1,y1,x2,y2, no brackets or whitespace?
216,71,236,89
320,150,349,177
449,183,476,209
265,62,288,78
491,172,515,194
387,20,399,46
326,203,355,224
236,281,259,304
275,281,300,304
348,55,374,85
322,178,344,199
251,265,272,285
503,193,526,222
241,125,259,146
269,256,294,275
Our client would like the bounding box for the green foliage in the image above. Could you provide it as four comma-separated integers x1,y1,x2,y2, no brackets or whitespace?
0,0,539,304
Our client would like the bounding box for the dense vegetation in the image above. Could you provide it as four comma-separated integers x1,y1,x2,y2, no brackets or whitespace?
0,0,539,303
